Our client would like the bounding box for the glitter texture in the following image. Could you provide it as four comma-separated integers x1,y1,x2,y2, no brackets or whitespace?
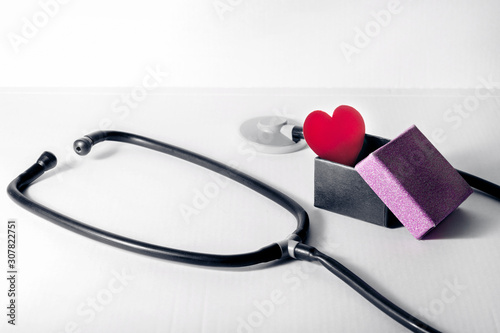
355,125,473,239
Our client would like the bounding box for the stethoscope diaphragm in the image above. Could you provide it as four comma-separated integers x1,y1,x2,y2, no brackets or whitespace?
239,116,307,154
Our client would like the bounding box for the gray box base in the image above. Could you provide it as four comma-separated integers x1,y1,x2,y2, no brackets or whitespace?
313,134,400,228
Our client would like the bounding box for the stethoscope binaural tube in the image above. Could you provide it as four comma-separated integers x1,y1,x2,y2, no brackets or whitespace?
8,131,309,267
7,130,471,333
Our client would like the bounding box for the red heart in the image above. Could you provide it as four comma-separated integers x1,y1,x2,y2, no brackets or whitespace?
303,105,365,166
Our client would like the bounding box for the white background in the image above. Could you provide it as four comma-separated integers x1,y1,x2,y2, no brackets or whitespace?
1,1,500,333
0,0,499,89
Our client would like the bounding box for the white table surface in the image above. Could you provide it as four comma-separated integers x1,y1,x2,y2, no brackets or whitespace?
1,88,499,333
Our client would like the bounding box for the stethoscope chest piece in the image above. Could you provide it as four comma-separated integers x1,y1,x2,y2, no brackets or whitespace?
239,116,307,154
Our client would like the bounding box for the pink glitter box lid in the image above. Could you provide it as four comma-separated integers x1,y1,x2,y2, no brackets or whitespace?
354,125,473,239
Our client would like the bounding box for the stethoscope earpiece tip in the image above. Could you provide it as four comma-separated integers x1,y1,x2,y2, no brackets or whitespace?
73,137,93,156
37,151,57,171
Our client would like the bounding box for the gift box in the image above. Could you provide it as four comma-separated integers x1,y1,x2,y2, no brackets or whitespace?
314,125,473,239
314,134,399,227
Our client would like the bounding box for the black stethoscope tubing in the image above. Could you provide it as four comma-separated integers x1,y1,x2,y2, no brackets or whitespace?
8,131,308,267
8,130,500,333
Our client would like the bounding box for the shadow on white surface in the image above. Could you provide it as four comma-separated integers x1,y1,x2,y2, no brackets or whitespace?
88,144,123,160
423,204,499,240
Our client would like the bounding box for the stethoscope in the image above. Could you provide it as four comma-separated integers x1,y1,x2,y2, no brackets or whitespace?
7,125,500,333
